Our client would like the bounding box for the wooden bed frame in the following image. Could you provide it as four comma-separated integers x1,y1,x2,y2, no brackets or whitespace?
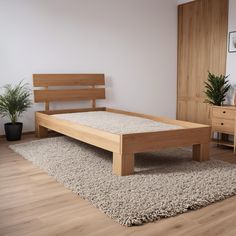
33,74,211,176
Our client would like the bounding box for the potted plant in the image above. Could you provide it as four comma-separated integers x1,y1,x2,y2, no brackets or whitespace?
0,81,31,141
204,72,231,106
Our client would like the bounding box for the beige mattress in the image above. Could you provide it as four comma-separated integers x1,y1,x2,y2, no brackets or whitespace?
52,111,182,134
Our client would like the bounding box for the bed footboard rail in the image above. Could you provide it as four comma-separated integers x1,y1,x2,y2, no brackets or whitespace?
35,111,121,154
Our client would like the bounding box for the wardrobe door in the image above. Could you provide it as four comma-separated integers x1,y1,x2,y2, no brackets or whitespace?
177,0,228,124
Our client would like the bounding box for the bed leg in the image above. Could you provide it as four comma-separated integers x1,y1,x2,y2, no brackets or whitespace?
36,124,48,138
192,143,209,161
112,153,134,176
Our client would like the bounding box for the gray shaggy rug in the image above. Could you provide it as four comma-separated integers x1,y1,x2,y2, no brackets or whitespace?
10,136,236,227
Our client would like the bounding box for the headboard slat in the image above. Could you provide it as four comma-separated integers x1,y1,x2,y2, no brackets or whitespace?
33,73,105,110
34,88,105,102
33,74,105,87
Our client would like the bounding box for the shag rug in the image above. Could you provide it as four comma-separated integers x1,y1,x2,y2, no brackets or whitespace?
10,136,236,227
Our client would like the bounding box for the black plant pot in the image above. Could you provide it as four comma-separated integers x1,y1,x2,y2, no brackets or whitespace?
4,122,23,141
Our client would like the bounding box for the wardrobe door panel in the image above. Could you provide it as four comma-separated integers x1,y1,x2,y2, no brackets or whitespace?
177,0,228,124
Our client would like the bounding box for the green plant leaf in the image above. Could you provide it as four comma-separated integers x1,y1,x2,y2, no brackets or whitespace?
204,72,231,106
0,81,32,123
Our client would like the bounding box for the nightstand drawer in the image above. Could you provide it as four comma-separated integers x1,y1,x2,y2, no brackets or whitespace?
212,107,236,120
212,118,235,134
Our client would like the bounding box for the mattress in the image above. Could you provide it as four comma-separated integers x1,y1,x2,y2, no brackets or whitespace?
52,111,182,134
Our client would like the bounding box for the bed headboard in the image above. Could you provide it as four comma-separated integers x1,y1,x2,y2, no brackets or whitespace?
33,74,105,111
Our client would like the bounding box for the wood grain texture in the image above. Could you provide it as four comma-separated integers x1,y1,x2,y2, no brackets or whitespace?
211,106,236,152
211,118,234,135
212,106,236,120
177,0,228,124
33,73,105,110
0,134,236,236
33,74,105,86
112,153,134,176
35,108,211,175
33,73,210,176
92,85,96,108
35,111,121,153
193,143,210,161
34,88,105,102
44,86,49,111
40,107,106,115
121,127,211,154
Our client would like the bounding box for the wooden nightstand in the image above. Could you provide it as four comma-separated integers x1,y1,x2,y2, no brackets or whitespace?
211,105,236,152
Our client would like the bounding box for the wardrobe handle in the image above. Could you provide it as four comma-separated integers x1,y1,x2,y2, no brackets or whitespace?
223,111,226,114
221,123,224,125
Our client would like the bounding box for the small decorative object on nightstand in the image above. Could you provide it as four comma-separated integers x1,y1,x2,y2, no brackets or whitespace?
211,106,236,153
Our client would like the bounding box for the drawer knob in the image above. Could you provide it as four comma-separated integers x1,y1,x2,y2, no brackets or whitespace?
223,111,226,114
221,123,224,125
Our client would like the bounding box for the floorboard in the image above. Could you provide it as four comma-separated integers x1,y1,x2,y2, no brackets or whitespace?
0,134,236,236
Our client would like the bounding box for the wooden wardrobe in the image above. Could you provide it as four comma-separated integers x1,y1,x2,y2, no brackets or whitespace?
177,0,228,124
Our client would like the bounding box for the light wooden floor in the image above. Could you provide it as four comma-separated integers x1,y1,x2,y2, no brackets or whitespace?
0,134,236,236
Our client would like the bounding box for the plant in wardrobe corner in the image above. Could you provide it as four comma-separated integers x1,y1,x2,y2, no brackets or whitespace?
0,81,31,141
204,72,231,106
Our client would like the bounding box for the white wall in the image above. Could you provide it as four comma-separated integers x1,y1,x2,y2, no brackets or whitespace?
0,0,178,135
